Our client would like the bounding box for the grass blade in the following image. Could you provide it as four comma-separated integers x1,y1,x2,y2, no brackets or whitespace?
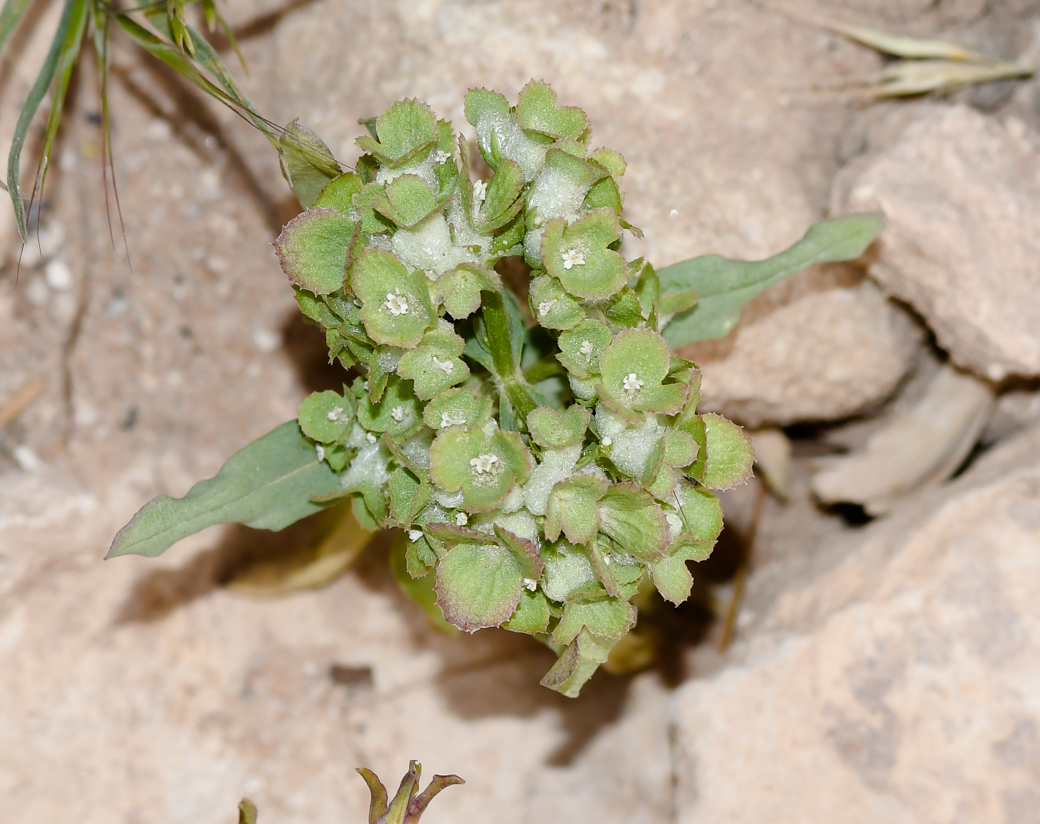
28,0,90,228
0,0,33,55
824,20,998,64
6,0,75,240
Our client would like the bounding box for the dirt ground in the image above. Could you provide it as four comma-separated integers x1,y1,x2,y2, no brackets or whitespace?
2,1,1040,823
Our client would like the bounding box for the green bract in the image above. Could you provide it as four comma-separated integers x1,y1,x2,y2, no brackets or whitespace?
114,81,884,697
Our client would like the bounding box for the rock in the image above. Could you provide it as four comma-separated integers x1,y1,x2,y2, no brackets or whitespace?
811,362,995,514
680,270,922,427
673,422,1040,822
834,104,1040,381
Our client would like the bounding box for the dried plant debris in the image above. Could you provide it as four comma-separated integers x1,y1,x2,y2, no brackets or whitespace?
785,10,1034,99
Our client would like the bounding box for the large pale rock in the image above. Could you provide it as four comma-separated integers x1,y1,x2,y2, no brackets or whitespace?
680,269,922,427
673,422,1040,822
835,104,1040,381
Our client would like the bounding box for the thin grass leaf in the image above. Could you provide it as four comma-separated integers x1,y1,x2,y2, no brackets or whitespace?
113,13,256,122
866,59,1033,98
0,0,32,55
142,7,275,145
823,20,998,64
6,0,75,240
28,0,89,234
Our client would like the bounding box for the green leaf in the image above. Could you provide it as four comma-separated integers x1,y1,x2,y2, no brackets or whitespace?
544,474,607,544
390,535,460,635
660,214,885,346
396,325,469,400
434,263,500,320
516,79,589,140
540,627,615,698
6,0,79,240
700,413,755,490
373,174,442,228
504,588,551,634
350,248,436,348
553,595,635,646
356,99,438,166
108,421,340,559
527,404,590,449
650,534,715,605
238,799,258,824
542,208,628,300
297,389,355,443
435,543,524,632
278,119,342,209
274,208,356,295
0,0,32,55
529,274,585,330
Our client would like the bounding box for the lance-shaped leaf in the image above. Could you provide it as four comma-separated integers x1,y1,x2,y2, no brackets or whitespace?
545,474,608,544
274,208,356,295
350,248,436,348
435,543,525,632
356,99,439,166
542,208,627,300
433,263,501,320
529,274,585,330
278,119,342,209
396,325,470,400
660,213,884,346
540,627,616,698
556,319,611,379
297,389,356,444
429,427,532,512
598,328,687,418
108,421,340,559
423,386,493,431
516,79,589,140
597,483,669,561
553,595,635,646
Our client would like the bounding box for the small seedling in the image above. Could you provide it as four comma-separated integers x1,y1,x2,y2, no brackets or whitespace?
108,83,882,696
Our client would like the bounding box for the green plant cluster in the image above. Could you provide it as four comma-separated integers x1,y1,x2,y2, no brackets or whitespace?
272,82,753,696
106,80,881,698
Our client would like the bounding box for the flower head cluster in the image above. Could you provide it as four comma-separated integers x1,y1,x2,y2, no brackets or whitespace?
275,82,753,697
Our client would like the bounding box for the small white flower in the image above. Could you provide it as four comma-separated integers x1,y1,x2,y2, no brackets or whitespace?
315,444,326,461
431,356,454,375
408,529,423,542
579,339,594,360
523,578,538,592
472,179,487,203
391,405,405,422
327,405,344,422
455,512,468,526
603,555,613,566
385,292,409,316
441,412,465,428
623,372,644,393
561,248,585,269
434,149,451,165
470,453,500,475
537,299,557,317
365,432,377,443
666,512,684,537
601,436,612,447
